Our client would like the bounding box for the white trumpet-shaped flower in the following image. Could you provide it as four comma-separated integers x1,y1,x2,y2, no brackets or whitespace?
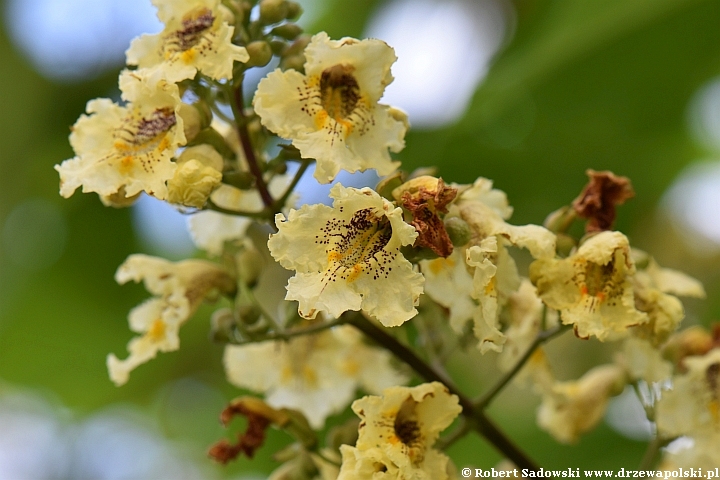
126,0,248,82
268,184,423,327
254,32,407,183
56,70,186,200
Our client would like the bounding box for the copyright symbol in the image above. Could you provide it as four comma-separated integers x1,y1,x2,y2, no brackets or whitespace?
462,468,472,478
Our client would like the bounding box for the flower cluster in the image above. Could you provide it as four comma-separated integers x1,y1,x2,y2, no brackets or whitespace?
54,0,712,476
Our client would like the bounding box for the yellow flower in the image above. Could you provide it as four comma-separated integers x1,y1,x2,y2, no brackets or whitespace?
617,336,672,384
253,32,407,183
631,255,706,343
530,231,647,341
166,144,223,208
107,254,234,385
268,184,423,327
338,382,461,480
56,70,185,200
224,325,407,429
457,178,556,352
419,249,475,334
537,364,626,443
126,0,248,82
656,348,720,439
497,279,557,373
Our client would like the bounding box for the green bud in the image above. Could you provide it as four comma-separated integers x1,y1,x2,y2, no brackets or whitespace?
209,308,236,343
280,55,305,72
259,0,288,24
270,23,303,40
245,40,273,67
400,245,439,262
445,217,471,247
236,303,262,325
223,170,255,190
555,233,576,258
177,103,204,143
325,418,359,451
285,1,302,20
269,39,288,55
284,34,311,57
543,205,576,233
188,128,235,160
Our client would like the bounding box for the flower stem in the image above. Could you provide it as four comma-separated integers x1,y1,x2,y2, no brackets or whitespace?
273,159,311,213
230,81,274,208
639,435,666,470
204,199,273,220
435,418,470,451
228,316,350,345
475,324,570,409
346,314,540,472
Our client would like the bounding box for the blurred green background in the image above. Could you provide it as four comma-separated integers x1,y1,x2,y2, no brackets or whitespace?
1,0,719,477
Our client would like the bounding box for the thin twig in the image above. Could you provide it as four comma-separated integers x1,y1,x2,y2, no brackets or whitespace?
230,81,274,208
639,435,666,470
228,316,350,345
204,199,272,220
435,418,470,451
274,159,311,212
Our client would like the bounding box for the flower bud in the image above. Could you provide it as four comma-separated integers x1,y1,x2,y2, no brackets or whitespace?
236,303,262,326
269,39,288,55
543,205,575,233
178,103,205,143
245,40,273,68
285,2,302,20
167,145,224,208
178,144,224,171
270,23,303,40
259,0,288,24
210,308,236,343
222,170,255,190
445,216,471,247
663,325,714,369
283,34,311,57
279,54,305,72
555,232,576,257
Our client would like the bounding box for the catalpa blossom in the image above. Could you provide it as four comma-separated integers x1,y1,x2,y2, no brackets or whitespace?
419,249,475,334
108,254,234,386
631,255,706,343
426,178,555,353
126,0,248,82
530,231,647,341
338,382,461,480
460,179,555,353
268,184,423,327
537,364,626,443
166,144,223,208
656,348,720,439
224,325,407,429
254,32,407,183
56,70,186,200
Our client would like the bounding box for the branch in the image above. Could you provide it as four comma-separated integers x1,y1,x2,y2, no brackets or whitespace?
230,82,274,208
204,199,273,220
228,316,350,345
273,159,311,212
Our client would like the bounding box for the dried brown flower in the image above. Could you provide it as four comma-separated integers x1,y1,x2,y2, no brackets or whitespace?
572,169,634,233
